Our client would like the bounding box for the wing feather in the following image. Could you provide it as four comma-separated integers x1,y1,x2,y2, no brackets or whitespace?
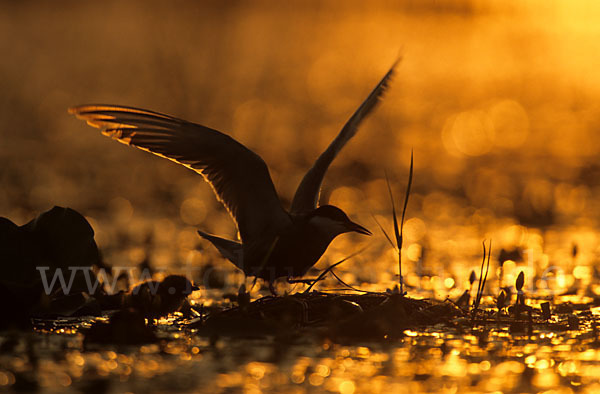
290,59,400,213
70,105,291,242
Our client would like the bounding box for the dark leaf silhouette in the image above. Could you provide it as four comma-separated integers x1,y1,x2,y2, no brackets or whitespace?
516,271,525,292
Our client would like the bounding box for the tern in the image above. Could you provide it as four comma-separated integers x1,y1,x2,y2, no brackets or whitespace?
70,60,398,290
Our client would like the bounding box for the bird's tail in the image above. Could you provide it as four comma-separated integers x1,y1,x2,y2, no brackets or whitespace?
197,230,243,270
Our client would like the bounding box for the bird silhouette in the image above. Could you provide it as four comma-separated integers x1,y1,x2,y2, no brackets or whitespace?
70,60,398,291
128,275,198,319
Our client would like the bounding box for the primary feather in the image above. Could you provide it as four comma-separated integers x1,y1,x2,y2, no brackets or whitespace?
290,58,400,213
69,105,291,243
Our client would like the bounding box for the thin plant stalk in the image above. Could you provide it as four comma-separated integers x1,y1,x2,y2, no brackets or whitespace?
473,239,492,312
385,150,413,294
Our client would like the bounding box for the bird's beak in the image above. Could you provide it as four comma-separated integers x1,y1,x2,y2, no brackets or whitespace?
347,221,372,236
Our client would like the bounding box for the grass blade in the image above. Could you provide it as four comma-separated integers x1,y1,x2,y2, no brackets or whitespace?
330,270,370,293
482,240,491,296
303,247,366,293
473,241,487,311
385,172,400,250
385,151,414,293
473,239,492,312
372,214,397,250
398,150,414,294
400,150,414,238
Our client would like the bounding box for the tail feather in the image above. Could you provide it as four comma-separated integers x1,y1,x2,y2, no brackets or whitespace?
197,230,243,269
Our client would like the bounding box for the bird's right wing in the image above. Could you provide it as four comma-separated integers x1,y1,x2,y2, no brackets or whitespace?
70,105,291,242
290,59,400,214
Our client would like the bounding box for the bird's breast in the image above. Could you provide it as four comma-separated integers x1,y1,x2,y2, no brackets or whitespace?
243,218,337,280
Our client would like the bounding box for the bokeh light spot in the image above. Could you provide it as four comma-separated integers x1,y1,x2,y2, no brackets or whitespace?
180,198,207,225
109,196,133,223
339,380,356,394
488,99,529,148
404,217,427,241
446,110,495,157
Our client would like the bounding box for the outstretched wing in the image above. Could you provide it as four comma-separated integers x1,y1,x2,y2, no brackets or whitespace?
290,59,400,213
69,105,291,242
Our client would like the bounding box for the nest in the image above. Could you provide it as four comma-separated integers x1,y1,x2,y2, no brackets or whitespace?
194,292,464,343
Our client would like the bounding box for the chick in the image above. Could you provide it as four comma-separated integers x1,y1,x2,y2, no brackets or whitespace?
127,275,198,319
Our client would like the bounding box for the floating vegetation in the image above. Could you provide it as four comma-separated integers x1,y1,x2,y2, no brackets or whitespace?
195,292,460,342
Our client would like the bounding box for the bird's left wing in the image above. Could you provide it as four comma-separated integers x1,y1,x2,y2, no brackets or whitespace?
290,59,400,214
69,105,291,242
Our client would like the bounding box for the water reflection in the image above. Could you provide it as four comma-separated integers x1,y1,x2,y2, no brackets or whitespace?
4,315,600,393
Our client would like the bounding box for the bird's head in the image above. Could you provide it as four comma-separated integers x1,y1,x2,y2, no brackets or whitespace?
308,205,372,237
158,275,199,296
